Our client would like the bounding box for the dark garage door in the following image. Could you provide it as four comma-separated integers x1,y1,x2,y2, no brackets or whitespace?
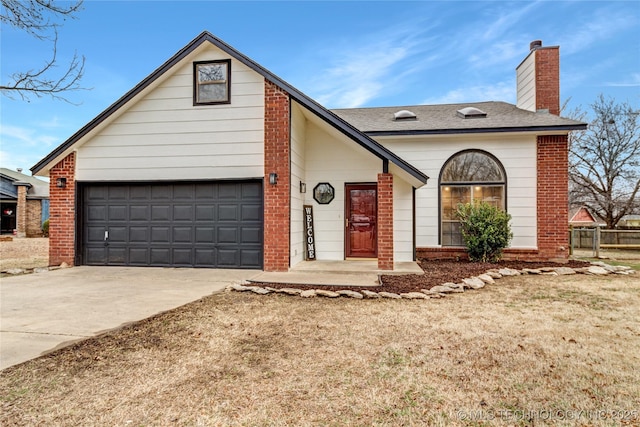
81,181,263,269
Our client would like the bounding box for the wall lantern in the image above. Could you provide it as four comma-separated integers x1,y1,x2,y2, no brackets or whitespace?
56,177,67,188
300,181,306,193
269,172,278,185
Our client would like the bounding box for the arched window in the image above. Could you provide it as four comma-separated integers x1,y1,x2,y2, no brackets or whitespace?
440,150,506,246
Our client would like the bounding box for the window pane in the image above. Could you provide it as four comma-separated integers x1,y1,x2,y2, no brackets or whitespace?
441,151,504,183
195,61,230,104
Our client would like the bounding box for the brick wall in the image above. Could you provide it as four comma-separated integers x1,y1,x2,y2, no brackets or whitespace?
537,134,568,260
26,199,43,237
49,152,76,266
377,173,394,270
15,185,28,238
535,47,560,115
263,80,290,271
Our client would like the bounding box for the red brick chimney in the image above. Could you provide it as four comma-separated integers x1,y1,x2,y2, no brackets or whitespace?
516,40,560,116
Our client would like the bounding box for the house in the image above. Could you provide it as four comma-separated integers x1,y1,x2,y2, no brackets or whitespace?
1,167,50,237
31,32,585,271
618,215,640,229
569,206,603,228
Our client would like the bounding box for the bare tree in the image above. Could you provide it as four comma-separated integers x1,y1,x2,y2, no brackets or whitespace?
0,0,86,102
569,95,640,228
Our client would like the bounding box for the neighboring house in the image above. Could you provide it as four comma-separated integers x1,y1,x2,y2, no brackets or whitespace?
31,32,585,270
569,206,604,228
618,215,640,228
0,168,50,237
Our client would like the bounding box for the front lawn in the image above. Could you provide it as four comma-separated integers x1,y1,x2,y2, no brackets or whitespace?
1,273,638,426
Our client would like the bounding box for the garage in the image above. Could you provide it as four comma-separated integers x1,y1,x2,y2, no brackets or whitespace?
79,181,263,269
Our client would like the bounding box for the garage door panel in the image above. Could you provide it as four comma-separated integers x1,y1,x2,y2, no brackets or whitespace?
241,227,262,244
196,205,215,221
108,205,127,221
241,249,262,268
173,205,193,221
82,181,263,269
173,227,192,243
219,205,238,221
195,227,215,243
150,226,170,243
108,226,127,242
151,205,171,221
129,248,149,264
88,206,107,221
130,205,149,220
242,204,262,221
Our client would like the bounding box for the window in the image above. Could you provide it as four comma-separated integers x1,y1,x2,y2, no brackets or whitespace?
440,150,506,246
194,60,230,105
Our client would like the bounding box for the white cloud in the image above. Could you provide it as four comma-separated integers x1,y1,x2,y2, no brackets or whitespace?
0,125,58,148
604,73,640,87
560,8,637,55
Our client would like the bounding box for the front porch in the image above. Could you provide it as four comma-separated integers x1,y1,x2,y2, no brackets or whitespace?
250,260,423,287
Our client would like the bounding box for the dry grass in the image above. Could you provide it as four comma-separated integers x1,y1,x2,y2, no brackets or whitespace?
2,273,639,426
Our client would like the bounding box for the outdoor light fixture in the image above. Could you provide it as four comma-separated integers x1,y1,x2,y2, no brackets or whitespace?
56,177,67,188
300,181,306,193
269,172,278,185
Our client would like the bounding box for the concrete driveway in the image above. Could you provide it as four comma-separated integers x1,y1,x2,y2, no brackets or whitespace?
0,266,260,370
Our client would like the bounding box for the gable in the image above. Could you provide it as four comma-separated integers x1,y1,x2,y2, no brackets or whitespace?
75,45,266,181
32,31,428,187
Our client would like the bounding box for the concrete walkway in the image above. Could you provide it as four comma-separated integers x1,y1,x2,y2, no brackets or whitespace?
0,266,260,370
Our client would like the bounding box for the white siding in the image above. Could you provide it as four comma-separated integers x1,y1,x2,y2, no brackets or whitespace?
516,51,536,112
391,169,414,262
290,104,307,266
380,134,538,249
76,45,265,181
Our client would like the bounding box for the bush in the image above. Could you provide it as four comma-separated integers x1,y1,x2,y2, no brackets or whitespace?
455,202,513,262
42,219,49,237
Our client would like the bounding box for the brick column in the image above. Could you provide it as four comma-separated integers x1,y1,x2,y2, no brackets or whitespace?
13,183,31,238
49,152,76,266
537,135,568,260
263,80,290,271
377,173,394,270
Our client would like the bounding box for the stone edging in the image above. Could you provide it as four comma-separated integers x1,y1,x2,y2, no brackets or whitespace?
226,261,636,300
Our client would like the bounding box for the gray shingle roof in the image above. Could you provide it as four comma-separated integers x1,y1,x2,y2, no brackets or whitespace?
0,168,49,199
332,101,586,135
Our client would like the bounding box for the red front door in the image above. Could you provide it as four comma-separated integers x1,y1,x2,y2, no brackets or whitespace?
345,184,377,258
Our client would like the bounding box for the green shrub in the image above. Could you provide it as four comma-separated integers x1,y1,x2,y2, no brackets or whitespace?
455,202,513,262
42,219,49,237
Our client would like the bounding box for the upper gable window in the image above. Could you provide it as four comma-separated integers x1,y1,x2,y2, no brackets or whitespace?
194,60,231,105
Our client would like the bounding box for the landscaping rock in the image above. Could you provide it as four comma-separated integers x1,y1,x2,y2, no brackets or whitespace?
361,290,380,299
462,277,485,290
33,267,49,273
378,291,402,299
337,290,363,299
486,271,503,279
5,268,24,275
522,268,542,274
427,285,458,294
586,266,609,275
315,290,340,298
228,283,251,292
279,288,303,296
498,268,520,276
401,292,429,299
477,274,495,284
300,290,317,298
554,267,576,275
250,287,271,295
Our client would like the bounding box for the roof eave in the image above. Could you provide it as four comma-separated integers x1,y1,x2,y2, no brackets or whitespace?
364,124,587,137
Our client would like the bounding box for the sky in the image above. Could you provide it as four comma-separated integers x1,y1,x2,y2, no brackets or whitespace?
1,0,639,174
